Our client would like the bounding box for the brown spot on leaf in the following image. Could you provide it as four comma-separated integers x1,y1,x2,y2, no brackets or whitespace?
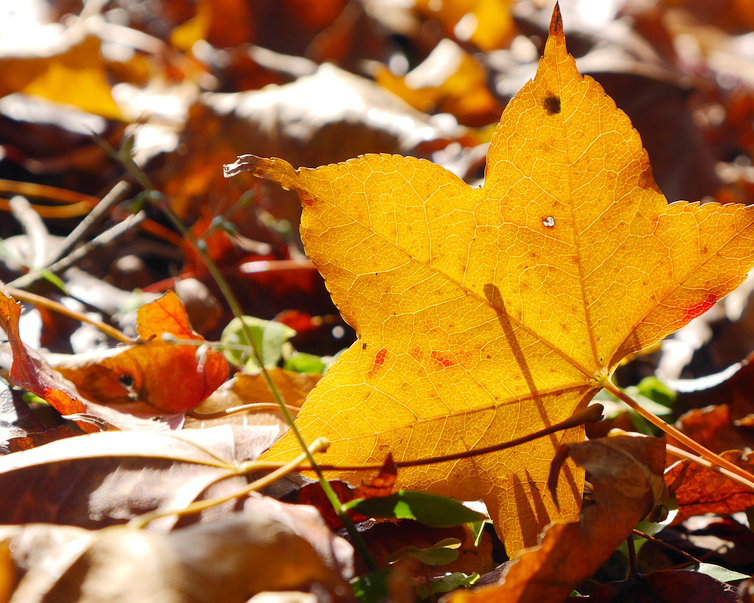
543,94,561,115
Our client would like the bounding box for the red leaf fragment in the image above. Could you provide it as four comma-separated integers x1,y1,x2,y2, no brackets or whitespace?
298,453,397,530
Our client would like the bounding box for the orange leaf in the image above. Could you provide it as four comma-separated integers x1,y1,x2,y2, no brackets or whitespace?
136,290,204,341
54,292,228,415
230,5,754,555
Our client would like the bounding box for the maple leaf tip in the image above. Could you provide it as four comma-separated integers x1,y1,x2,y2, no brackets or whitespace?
549,2,563,37
223,154,261,178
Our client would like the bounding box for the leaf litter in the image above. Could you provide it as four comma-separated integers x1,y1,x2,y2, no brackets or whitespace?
2,1,754,601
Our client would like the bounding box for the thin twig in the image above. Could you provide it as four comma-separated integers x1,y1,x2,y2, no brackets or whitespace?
2,284,133,344
0,178,180,244
188,402,302,420
9,211,146,290
46,181,131,266
626,535,639,577
128,437,329,529
10,196,48,269
632,529,703,566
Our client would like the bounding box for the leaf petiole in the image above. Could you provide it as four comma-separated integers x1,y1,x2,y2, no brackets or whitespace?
603,381,754,491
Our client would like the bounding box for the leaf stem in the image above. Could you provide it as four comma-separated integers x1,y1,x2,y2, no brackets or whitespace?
666,443,754,491
148,189,377,570
626,535,638,577
604,381,754,491
188,402,301,420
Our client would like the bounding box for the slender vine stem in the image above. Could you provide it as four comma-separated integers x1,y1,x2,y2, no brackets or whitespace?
631,529,703,566
3,284,133,344
142,183,377,570
129,437,329,529
131,405,605,527
604,381,754,491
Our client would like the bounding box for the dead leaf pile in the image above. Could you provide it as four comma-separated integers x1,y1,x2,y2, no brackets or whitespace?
1,1,754,601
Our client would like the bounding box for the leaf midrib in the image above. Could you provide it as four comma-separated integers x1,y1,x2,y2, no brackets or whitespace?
300,163,597,383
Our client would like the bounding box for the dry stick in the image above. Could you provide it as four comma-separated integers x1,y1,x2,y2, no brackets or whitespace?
9,196,48,269
9,211,146,290
45,181,131,267
665,443,754,491
128,437,330,529
604,381,754,491
0,197,91,218
0,178,180,245
2,284,132,344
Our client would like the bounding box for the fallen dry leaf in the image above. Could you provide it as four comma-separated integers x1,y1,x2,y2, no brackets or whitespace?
376,39,502,126
672,404,754,454
0,28,123,120
54,291,228,415
586,567,739,602
0,288,98,432
186,368,320,430
674,349,754,424
232,6,754,555
665,449,754,524
414,0,516,51
450,435,666,603
0,499,354,603
0,424,279,529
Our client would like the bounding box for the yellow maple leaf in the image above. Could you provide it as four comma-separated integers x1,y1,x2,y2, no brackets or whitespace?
226,6,754,555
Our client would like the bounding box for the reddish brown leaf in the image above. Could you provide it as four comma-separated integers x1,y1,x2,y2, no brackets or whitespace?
299,454,397,530
452,436,666,603
671,404,754,454
586,568,738,602
665,450,754,524
0,288,98,433
5,426,80,453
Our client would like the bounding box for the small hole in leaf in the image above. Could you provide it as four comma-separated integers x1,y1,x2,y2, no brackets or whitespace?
543,94,561,115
